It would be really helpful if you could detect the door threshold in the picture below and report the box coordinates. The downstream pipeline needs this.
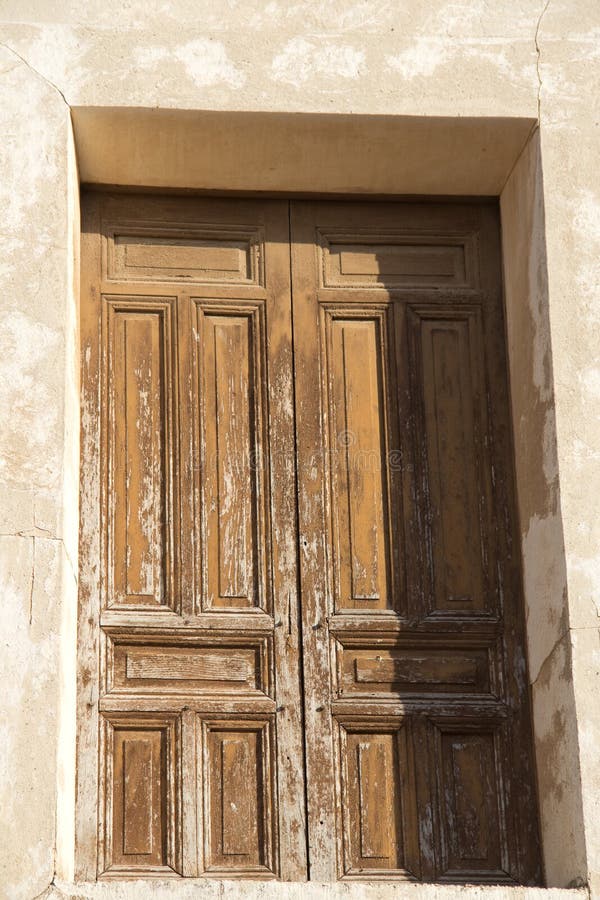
[52,879,585,899]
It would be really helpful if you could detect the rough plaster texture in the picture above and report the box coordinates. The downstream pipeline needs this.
[0,1,599,898]
[0,39,76,900]
[500,131,588,889]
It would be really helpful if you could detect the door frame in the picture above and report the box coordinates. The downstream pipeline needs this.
[67,116,582,889]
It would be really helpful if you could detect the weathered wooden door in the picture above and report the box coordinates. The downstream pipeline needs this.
[79,194,306,879]
[79,193,541,883]
[291,200,541,884]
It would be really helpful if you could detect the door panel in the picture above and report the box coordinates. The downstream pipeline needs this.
[434,721,507,879]
[202,719,276,874]
[106,297,177,611]
[338,718,420,878]
[195,303,267,612]
[290,200,541,884]
[325,309,400,613]
[100,714,179,876]
[408,304,494,616]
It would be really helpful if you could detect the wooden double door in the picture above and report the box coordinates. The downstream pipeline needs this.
[79,193,541,883]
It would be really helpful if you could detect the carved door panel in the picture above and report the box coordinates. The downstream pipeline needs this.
[79,194,305,879]
[290,200,542,884]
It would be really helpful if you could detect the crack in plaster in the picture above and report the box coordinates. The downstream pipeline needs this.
[499,121,539,194]
[0,60,19,76]
[33,879,61,900]
[534,0,551,122]
[531,627,569,688]
[0,489,78,632]
[29,534,36,625]
[0,39,69,106]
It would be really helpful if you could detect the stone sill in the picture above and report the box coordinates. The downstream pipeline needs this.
[49,880,589,900]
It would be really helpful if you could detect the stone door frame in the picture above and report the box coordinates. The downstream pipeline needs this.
[58,109,585,891]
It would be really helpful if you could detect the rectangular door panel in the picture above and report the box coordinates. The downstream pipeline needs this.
[336,642,492,697]
[338,719,419,879]
[110,640,267,697]
[100,714,179,876]
[201,719,276,876]
[324,309,400,613]
[105,297,178,611]
[430,719,512,882]
[107,226,263,285]
[318,230,479,290]
[408,305,494,617]
[195,302,267,612]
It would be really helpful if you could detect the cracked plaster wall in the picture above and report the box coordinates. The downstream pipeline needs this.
[0,1,599,898]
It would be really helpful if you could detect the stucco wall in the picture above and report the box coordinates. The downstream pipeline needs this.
[0,2,598,898]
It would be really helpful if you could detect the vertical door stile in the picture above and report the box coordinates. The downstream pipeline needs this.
[476,204,541,879]
[179,285,198,884]
[264,202,308,881]
[177,292,195,622]
[290,201,338,882]
[180,707,198,876]
[76,197,103,879]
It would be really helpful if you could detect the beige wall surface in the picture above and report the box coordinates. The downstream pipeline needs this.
[0,2,599,898]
